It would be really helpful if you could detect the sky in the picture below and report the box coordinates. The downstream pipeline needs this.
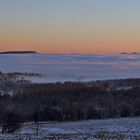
[0,0,140,54]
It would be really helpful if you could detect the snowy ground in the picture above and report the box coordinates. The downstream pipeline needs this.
[0,117,140,140]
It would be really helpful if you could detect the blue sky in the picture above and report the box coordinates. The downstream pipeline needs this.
[0,0,140,54]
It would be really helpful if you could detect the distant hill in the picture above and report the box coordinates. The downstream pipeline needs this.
[0,51,37,54]
[121,52,140,55]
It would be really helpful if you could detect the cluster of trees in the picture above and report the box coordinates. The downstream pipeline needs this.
[0,102,22,133]
[93,78,140,88]
[0,82,140,133]
[6,72,41,77]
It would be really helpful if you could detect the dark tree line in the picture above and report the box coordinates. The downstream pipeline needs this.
[0,81,140,131]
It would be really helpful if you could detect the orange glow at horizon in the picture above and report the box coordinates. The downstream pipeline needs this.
[1,41,140,54]
[1,21,140,54]
[1,28,140,54]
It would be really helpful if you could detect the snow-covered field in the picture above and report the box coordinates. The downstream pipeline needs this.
[0,117,140,140]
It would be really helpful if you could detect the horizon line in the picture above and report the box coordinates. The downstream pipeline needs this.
[0,50,139,55]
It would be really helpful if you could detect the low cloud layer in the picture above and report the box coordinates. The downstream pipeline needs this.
[0,53,140,82]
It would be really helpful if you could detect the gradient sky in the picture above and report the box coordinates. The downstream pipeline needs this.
[0,0,140,54]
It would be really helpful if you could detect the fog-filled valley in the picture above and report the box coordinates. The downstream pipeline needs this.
[1,53,140,83]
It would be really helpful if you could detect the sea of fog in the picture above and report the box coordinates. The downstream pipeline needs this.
[0,53,140,83]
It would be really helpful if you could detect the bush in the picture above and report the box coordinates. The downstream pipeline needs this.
[1,110,22,133]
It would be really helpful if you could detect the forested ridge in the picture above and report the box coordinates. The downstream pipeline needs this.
[0,81,140,124]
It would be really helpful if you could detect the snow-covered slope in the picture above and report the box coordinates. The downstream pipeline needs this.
[0,117,140,140]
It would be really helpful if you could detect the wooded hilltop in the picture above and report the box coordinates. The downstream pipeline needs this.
[0,78,140,124]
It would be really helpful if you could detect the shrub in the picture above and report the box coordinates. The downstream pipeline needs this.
[1,110,22,133]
